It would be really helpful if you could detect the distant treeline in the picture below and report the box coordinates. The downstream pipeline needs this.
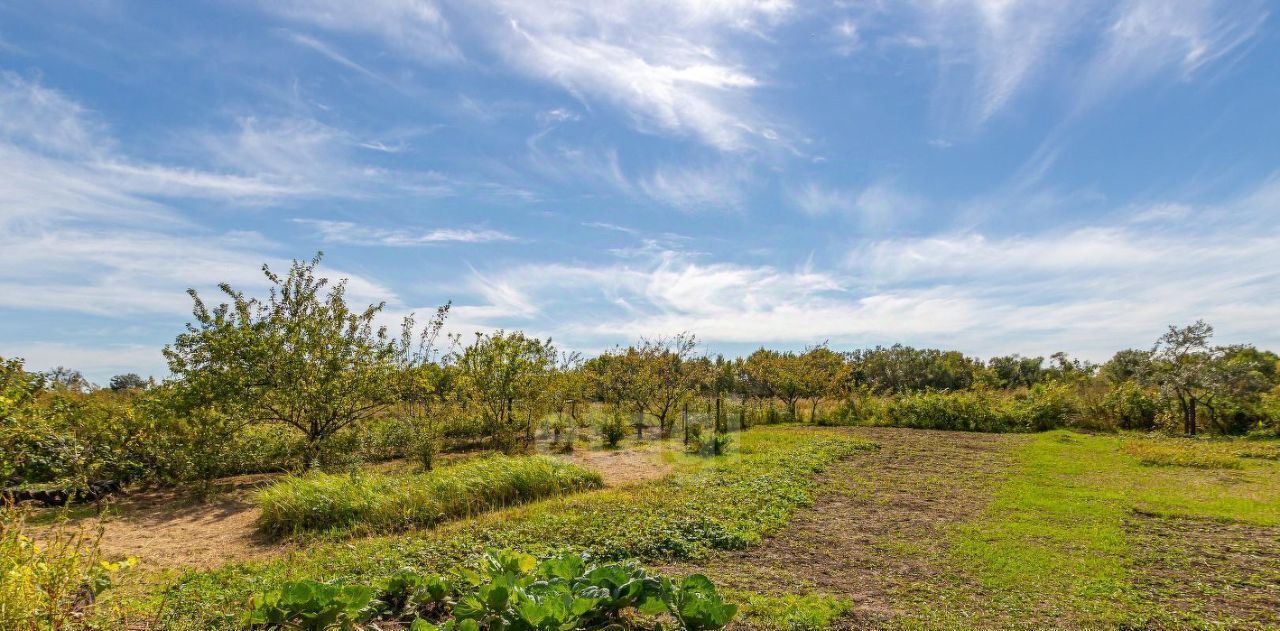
[3,255,1277,489]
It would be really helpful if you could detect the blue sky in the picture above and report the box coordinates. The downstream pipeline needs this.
[1,0,1278,382]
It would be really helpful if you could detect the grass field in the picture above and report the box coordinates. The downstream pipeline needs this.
[27,426,1280,629]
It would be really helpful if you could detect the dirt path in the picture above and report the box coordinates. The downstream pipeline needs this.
[663,427,1026,629]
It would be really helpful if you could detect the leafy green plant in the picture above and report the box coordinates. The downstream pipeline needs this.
[247,580,377,630]
[651,574,738,630]
[245,549,736,631]
[600,408,628,448]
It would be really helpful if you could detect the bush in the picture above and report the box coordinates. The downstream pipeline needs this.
[880,390,1015,432]
[256,455,603,536]
[1097,382,1158,431]
[1010,383,1078,431]
[0,508,133,629]
[599,409,628,448]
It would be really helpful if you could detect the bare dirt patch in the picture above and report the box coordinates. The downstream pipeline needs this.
[34,473,288,572]
[1127,512,1280,629]
[662,427,1026,629]
[560,444,675,488]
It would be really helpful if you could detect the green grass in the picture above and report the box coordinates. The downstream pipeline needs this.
[255,455,603,536]
[145,428,875,629]
[903,430,1280,629]
[734,591,852,631]
[1122,440,1244,469]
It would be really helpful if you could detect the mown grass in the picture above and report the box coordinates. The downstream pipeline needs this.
[902,430,1280,629]
[255,455,603,536]
[142,428,875,629]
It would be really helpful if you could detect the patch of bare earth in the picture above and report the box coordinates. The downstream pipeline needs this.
[662,427,1025,630]
[560,444,675,488]
[1127,512,1280,630]
[35,473,287,572]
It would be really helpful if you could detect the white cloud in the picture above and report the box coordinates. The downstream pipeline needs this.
[266,1,791,151]
[266,0,458,61]
[1080,0,1267,107]
[448,177,1280,360]
[639,162,748,210]
[790,181,923,227]
[0,74,398,320]
[899,0,1267,125]
[791,183,857,216]
[0,228,396,316]
[4,343,168,383]
[296,219,516,246]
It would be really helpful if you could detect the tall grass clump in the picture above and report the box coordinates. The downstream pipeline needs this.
[0,508,133,629]
[256,455,603,536]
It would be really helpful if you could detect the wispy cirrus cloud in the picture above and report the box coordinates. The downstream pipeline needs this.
[296,219,515,246]
[263,0,792,152]
[639,161,750,210]
[880,0,1268,126]
[264,0,458,61]
[0,73,397,320]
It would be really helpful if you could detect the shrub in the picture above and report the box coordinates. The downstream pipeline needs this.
[599,409,628,448]
[1010,383,1078,431]
[0,508,134,629]
[880,390,1015,432]
[255,455,603,535]
[1098,382,1159,430]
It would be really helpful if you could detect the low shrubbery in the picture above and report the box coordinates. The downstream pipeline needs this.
[246,549,737,630]
[0,509,134,629]
[837,383,1082,433]
[256,455,603,536]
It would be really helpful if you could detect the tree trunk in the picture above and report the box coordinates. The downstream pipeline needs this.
[1187,397,1197,436]
[683,401,689,446]
[810,399,818,423]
